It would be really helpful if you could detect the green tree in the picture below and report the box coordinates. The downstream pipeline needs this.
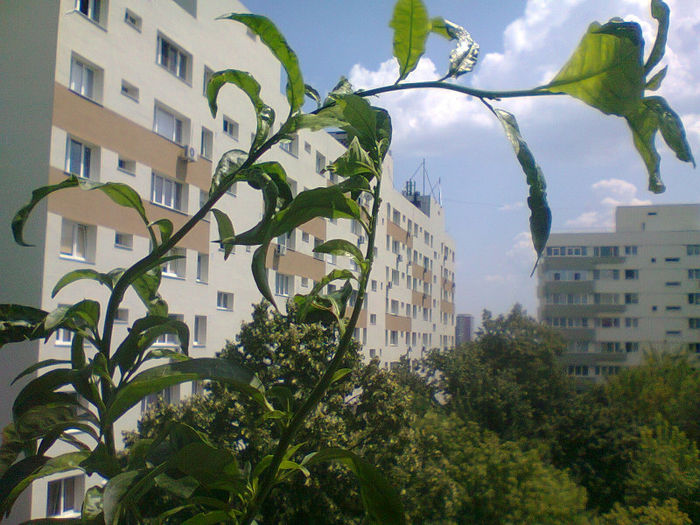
[425,305,574,441]
[624,420,700,522]
[595,499,691,525]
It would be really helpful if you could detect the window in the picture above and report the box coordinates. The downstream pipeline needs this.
[280,134,299,156]
[624,293,638,304]
[117,157,135,174]
[689,318,700,329]
[390,331,398,345]
[594,246,619,257]
[153,314,184,346]
[625,317,639,328]
[60,220,90,261]
[689,269,700,279]
[666,281,681,287]
[162,247,186,278]
[301,277,309,287]
[625,342,639,353]
[124,8,141,30]
[313,238,324,260]
[201,128,213,160]
[196,253,208,283]
[390,300,399,315]
[66,138,95,179]
[47,475,83,517]
[689,293,700,304]
[624,269,638,280]
[114,232,133,249]
[157,35,190,81]
[221,116,239,140]
[689,343,700,354]
[121,79,139,101]
[687,245,700,255]
[203,67,213,96]
[114,308,129,323]
[392,270,399,286]
[665,257,680,263]
[193,316,207,346]
[315,152,326,174]
[151,173,185,211]
[153,105,186,144]
[70,57,100,101]
[370,314,376,325]
[217,291,234,311]
[371,280,377,292]
[275,273,290,297]
[624,245,638,255]
[666,306,681,311]
[142,385,180,411]
[56,325,73,346]
[74,0,102,23]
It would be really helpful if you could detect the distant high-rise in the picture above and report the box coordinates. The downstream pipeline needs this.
[456,313,474,345]
[537,204,700,384]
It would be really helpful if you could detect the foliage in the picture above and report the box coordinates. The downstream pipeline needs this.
[424,305,574,441]
[595,498,692,525]
[0,0,693,523]
[624,420,700,522]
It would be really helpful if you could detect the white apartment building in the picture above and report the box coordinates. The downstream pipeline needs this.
[537,204,700,384]
[0,1,455,520]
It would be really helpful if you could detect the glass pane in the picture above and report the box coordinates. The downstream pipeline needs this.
[46,480,61,515]
[75,225,87,258]
[60,221,73,254]
[82,146,91,178]
[163,179,172,207]
[63,477,75,511]
[70,60,82,92]
[69,139,81,174]
[84,66,94,98]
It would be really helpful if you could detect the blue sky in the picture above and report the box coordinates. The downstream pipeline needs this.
[245,0,700,318]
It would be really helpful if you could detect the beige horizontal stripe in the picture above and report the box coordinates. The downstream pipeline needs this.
[47,168,209,252]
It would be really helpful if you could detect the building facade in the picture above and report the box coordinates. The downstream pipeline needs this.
[455,313,473,344]
[0,0,456,520]
[537,204,700,384]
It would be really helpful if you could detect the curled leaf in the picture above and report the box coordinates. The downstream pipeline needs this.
[493,109,552,274]
[432,18,479,78]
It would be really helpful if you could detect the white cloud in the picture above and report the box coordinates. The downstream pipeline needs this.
[566,178,651,228]
[349,58,493,146]
[506,231,536,265]
[499,202,525,212]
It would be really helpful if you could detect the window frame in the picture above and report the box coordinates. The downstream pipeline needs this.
[156,34,191,82]
[65,137,95,179]
[153,104,187,145]
[151,172,185,212]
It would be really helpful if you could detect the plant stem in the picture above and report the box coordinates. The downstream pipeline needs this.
[358,81,556,100]
[241,170,384,525]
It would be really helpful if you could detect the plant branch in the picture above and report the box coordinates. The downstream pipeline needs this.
[241,170,384,525]
[358,81,558,101]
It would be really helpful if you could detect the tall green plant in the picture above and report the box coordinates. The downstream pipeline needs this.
[0,0,693,523]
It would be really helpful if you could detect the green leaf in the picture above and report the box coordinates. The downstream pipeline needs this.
[207,69,275,152]
[305,83,322,107]
[304,448,406,525]
[220,14,304,113]
[211,209,235,259]
[390,0,431,82]
[314,239,366,271]
[103,470,140,525]
[541,20,644,116]
[645,65,667,91]
[149,218,173,246]
[51,269,114,298]
[271,186,362,238]
[174,442,242,491]
[43,300,101,341]
[324,76,354,105]
[254,162,293,208]
[0,451,89,517]
[12,177,80,246]
[131,267,168,317]
[71,334,86,369]
[645,0,669,75]
[325,137,376,179]
[493,109,552,274]
[81,179,149,225]
[228,169,279,247]
[13,369,80,420]
[11,359,70,386]
[210,149,248,197]
[252,244,275,308]
[104,358,263,426]
[82,485,104,520]
[0,305,49,348]
[182,510,232,525]
[80,443,121,479]
[330,368,352,385]
[644,96,696,167]
[436,19,480,79]
[112,316,190,376]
